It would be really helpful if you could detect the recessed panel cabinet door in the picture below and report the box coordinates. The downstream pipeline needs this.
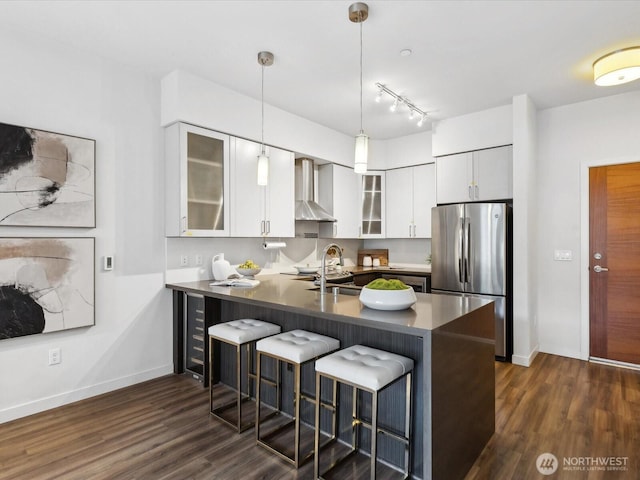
[230,138,294,237]
[474,145,512,201]
[386,167,413,238]
[436,152,473,204]
[230,138,264,237]
[413,163,436,238]
[264,146,294,238]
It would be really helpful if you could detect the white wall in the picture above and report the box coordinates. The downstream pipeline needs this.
[511,95,539,366]
[537,90,640,360]
[0,28,171,422]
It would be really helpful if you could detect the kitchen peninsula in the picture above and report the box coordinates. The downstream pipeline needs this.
[166,274,495,480]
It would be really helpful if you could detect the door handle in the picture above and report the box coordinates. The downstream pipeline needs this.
[593,265,609,273]
[464,219,470,283]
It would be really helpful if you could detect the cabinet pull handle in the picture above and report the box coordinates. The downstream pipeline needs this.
[266,220,270,234]
[413,224,417,237]
[468,185,472,200]
[358,226,362,238]
[475,185,479,199]
[409,224,412,237]
[260,220,265,235]
[181,216,187,233]
[334,223,337,237]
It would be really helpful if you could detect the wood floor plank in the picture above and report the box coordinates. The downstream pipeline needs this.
[1,354,639,479]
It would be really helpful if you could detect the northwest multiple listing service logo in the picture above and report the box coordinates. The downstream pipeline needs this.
[537,453,559,475]
[536,452,629,475]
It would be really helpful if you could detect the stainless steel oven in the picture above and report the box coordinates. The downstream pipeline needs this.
[380,274,429,293]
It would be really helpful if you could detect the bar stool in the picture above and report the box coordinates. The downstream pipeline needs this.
[314,345,414,480]
[208,319,281,432]
[255,329,340,468]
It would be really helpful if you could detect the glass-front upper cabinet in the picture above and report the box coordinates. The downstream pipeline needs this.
[359,171,385,238]
[165,123,230,236]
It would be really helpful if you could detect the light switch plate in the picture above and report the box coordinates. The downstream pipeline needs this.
[554,249,573,261]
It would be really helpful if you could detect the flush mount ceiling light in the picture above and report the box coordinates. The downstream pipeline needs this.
[257,51,274,186]
[349,2,369,175]
[593,47,640,86]
[375,82,428,128]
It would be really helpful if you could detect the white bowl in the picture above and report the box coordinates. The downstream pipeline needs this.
[359,285,417,311]
[236,267,261,277]
[294,265,319,274]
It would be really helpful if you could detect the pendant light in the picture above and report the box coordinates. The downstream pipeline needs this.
[349,3,369,174]
[257,51,274,186]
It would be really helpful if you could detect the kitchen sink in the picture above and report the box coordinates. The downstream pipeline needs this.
[307,285,361,296]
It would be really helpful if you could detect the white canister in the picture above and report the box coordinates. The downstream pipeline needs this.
[372,258,381,267]
[362,256,373,267]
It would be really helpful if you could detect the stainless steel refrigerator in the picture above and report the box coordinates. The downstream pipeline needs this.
[431,202,512,361]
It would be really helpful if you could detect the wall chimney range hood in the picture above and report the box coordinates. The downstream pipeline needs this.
[295,158,335,222]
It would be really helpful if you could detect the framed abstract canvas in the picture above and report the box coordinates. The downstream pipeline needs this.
[0,122,95,227]
[0,237,95,340]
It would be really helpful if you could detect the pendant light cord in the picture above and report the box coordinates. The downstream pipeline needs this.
[359,15,363,134]
[261,63,265,152]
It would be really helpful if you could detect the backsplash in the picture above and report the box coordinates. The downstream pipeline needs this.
[166,237,362,273]
[363,238,431,265]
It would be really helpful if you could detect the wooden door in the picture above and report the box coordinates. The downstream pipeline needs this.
[589,162,640,365]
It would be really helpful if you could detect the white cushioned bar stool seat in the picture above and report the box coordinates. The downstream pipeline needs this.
[314,345,414,480]
[208,319,280,433]
[255,329,340,468]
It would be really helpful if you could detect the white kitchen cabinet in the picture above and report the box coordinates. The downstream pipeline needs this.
[317,163,360,238]
[386,163,436,238]
[165,123,230,237]
[230,137,294,237]
[359,171,386,238]
[436,145,512,204]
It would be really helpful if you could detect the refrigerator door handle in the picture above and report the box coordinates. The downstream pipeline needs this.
[458,217,464,283]
[464,218,471,284]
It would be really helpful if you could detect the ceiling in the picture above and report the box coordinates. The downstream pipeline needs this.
[1,1,639,140]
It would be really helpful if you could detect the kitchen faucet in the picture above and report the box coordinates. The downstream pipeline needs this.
[319,243,344,295]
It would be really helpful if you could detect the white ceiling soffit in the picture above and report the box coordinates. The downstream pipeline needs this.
[0,1,639,140]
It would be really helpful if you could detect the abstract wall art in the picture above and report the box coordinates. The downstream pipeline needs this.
[0,237,94,340]
[0,122,95,227]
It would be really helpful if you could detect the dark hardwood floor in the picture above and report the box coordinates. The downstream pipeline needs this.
[1,353,638,479]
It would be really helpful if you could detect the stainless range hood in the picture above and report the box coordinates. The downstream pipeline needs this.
[295,158,335,222]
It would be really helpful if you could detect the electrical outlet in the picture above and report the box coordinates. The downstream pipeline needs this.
[195,254,203,266]
[48,348,61,365]
[180,254,188,267]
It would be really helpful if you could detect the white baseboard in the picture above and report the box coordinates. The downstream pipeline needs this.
[538,344,583,362]
[512,345,539,367]
[0,364,174,424]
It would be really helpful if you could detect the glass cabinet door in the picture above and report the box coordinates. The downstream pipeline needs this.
[164,123,230,237]
[360,172,385,237]
[186,131,225,231]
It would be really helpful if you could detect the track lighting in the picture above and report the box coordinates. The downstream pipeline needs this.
[375,82,428,127]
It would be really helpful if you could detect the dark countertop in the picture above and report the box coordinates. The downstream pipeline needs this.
[166,273,489,337]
